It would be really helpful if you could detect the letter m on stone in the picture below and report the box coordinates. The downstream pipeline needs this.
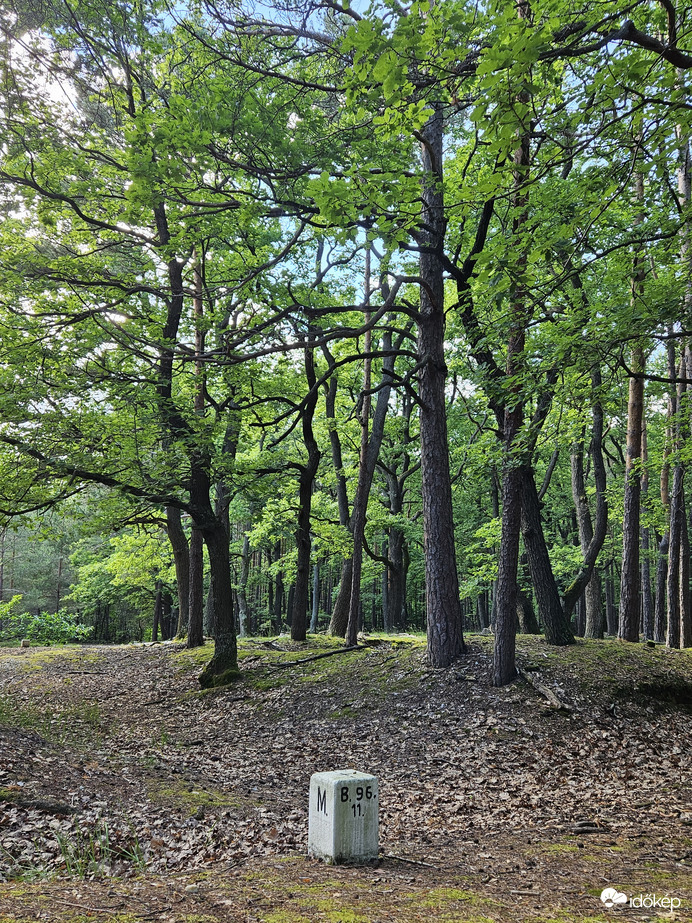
[317,786,327,815]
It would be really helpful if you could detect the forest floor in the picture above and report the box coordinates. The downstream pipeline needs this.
[0,633,691,923]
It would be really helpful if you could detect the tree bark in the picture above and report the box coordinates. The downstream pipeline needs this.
[520,466,575,644]
[641,416,654,640]
[330,559,352,637]
[346,328,396,647]
[152,578,163,643]
[418,103,465,668]
[166,506,189,638]
[237,530,251,638]
[290,342,321,641]
[570,433,603,638]
[654,533,669,642]
[618,170,646,642]
[188,526,205,648]
[310,562,320,633]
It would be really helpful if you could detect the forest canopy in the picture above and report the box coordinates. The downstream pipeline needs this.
[1,0,691,685]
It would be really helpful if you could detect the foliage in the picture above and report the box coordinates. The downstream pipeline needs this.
[0,603,92,644]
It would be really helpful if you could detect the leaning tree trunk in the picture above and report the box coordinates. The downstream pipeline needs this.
[418,103,465,668]
[520,466,575,644]
[290,342,321,642]
[346,329,396,647]
[322,360,353,638]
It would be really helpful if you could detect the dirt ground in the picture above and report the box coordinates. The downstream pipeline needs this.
[0,633,690,923]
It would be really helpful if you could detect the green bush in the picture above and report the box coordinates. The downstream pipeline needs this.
[0,597,93,643]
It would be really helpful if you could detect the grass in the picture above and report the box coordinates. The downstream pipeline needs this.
[55,822,146,878]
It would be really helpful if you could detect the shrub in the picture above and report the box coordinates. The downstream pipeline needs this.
[0,598,93,644]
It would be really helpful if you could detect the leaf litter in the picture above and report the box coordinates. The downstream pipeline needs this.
[0,635,690,922]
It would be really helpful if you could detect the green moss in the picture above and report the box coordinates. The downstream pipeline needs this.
[173,643,214,667]
[200,666,241,688]
[417,887,476,907]
[18,646,104,673]
[261,913,312,923]
[318,910,370,923]
[146,777,240,813]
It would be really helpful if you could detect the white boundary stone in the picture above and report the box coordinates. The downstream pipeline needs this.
[308,769,379,864]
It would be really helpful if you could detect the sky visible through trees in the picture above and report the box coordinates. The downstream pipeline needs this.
[1,0,692,686]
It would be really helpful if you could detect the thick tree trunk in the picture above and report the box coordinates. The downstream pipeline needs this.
[188,526,205,648]
[418,104,465,668]
[199,521,238,686]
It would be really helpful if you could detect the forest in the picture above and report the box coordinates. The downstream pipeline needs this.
[1,0,692,690]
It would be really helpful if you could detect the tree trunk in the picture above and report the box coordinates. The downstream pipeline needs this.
[152,578,163,643]
[619,170,646,642]
[418,103,465,668]
[166,506,190,638]
[291,343,321,642]
[199,520,238,686]
[641,417,654,640]
[618,343,645,642]
[571,436,604,638]
[310,562,319,633]
[521,466,575,645]
[667,351,687,649]
[237,530,251,638]
[516,586,540,634]
[654,533,669,642]
[188,526,205,648]
[346,329,396,646]
[605,564,617,635]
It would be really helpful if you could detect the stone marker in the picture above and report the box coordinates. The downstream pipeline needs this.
[20,639,30,648]
[308,769,378,864]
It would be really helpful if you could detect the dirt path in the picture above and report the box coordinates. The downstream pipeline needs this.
[0,636,690,922]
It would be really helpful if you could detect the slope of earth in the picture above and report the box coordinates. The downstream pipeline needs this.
[0,633,690,923]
